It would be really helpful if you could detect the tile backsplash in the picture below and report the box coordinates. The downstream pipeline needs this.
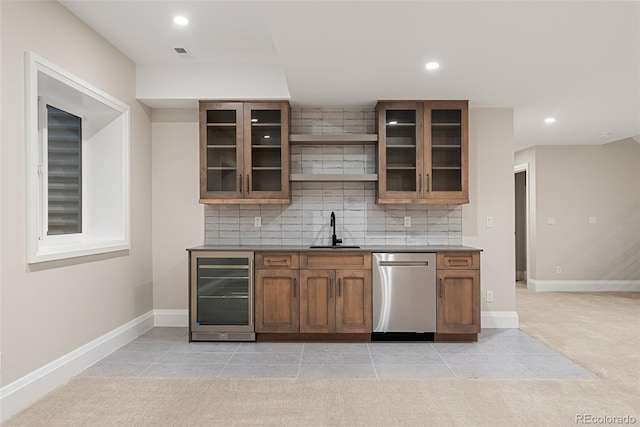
[204,108,463,246]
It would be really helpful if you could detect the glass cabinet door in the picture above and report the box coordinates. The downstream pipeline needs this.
[200,103,244,199]
[425,101,468,201]
[378,102,424,200]
[244,102,289,199]
[195,256,250,326]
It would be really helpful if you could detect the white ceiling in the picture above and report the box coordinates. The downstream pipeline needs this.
[60,0,640,151]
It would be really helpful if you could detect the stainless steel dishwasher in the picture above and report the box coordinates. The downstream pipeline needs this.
[372,253,437,335]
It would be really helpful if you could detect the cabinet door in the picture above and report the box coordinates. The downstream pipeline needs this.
[437,269,480,333]
[300,269,335,333]
[244,102,290,200]
[424,101,469,203]
[335,270,372,333]
[255,269,299,333]
[199,102,244,200]
[377,102,425,202]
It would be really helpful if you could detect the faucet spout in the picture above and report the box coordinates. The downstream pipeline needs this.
[330,211,342,246]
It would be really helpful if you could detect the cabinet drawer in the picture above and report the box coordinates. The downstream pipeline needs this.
[255,252,299,269]
[301,252,371,270]
[437,252,480,270]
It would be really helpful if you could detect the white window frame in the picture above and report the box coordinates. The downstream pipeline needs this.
[26,52,130,263]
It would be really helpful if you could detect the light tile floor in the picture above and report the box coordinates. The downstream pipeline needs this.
[79,328,596,380]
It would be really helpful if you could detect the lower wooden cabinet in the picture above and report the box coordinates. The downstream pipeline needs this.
[299,269,371,334]
[436,253,480,334]
[255,251,373,337]
[299,270,334,333]
[255,269,299,333]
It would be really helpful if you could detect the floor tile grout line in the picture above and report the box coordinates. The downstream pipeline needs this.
[296,343,305,379]
[367,343,379,380]
[432,343,459,379]
[136,339,179,377]
[216,342,241,378]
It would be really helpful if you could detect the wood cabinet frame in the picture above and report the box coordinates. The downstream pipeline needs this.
[377,100,469,204]
[436,251,481,337]
[199,101,290,204]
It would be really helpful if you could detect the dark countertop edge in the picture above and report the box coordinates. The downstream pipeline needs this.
[186,245,482,252]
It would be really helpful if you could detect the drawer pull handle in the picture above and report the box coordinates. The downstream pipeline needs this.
[293,278,297,298]
[419,174,422,192]
[338,278,342,297]
[439,278,443,298]
[268,258,287,264]
[449,259,470,266]
[426,174,430,192]
[239,174,242,192]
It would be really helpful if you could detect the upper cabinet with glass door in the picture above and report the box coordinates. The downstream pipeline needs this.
[377,100,469,204]
[199,101,290,204]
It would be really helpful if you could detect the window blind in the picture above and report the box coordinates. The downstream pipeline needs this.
[47,105,82,235]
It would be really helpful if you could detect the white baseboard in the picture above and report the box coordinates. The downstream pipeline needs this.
[0,311,154,423]
[481,311,519,329]
[528,279,640,292]
[154,309,189,327]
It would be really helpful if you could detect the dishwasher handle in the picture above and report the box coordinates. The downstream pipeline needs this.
[378,261,430,267]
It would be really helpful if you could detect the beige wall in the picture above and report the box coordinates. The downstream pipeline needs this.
[0,1,153,385]
[515,140,640,282]
[534,140,640,280]
[151,109,203,310]
[463,108,516,313]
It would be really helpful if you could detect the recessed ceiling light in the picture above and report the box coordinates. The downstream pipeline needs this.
[425,62,440,70]
[544,117,556,124]
[174,47,188,54]
[599,132,612,138]
[174,16,189,26]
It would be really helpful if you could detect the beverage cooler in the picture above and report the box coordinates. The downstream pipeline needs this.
[189,251,255,341]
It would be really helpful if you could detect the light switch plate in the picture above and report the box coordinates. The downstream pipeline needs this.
[404,216,411,227]
[254,217,261,227]
[486,216,494,228]
[547,216,556,225]
[486,291,494,302]
[588,216,597,224]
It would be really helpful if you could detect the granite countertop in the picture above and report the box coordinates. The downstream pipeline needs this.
[187,245,482,252]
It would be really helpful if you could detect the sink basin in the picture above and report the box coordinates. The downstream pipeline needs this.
[309,245,361,249]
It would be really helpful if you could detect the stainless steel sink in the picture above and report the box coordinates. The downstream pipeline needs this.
[309,245,361,249]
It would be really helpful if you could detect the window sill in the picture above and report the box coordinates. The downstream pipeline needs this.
[29,240,130,264]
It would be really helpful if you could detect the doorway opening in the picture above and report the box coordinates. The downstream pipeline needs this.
[514,163,529,291]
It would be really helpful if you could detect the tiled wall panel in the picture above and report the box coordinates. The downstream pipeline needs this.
[205,108,462,246]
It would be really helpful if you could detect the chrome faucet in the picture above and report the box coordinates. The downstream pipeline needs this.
[330,211,342,247]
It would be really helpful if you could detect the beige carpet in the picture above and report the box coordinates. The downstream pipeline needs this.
[4,287,639,427]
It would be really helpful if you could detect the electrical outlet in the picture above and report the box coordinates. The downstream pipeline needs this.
[547,216,556,225]
[254,217,261,227]
[486,216,494,228]
[588,216,597,224]
[556,266,562,274]
[404,216,411,227]
[486,291,494,302]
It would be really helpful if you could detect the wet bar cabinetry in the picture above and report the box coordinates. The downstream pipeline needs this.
[377,100,469,204]
[199,101,290,204]
[436,252,481,341]
[255,251,372,341]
